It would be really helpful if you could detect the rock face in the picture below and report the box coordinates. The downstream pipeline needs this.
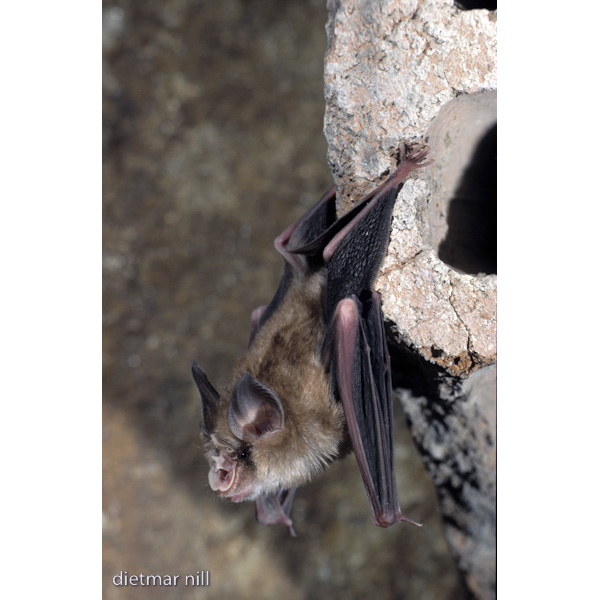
[323,1,497,598]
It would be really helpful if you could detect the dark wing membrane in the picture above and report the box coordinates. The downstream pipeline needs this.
[323,185,398,324]
[250,186,337,339]
[332,293,420,527]
[321,143,432,323]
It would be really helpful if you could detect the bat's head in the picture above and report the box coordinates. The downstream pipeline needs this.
[191,361,345,502]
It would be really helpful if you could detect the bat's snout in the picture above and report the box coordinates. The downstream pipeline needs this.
[208,455,237,493]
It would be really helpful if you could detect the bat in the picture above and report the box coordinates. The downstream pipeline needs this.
[192,142,432,536]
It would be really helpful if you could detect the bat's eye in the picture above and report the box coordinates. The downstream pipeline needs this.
[239,449,250,461]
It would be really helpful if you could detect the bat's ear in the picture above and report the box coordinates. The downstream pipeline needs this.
[228,372,284,443]
[192,361,220,433]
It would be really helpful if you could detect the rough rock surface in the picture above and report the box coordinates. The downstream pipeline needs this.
[395,360,497,600]
[323,1,497,598]
[324,0,496,374]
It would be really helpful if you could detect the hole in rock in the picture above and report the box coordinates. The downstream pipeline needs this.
[426,91,497,275]
[455,1,497,9]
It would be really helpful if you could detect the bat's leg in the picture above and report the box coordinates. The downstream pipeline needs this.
[274,185,336,272]
[324,145,431,316]
[256,186,336,331]
[290,142,431,263]
[332,293,421,528]
[255,487,297,537]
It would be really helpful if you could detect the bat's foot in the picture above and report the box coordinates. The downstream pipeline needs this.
[387,141,433,189]
[405,143,433,168]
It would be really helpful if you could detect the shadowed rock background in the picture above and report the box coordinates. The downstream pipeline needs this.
[103,0,481,598]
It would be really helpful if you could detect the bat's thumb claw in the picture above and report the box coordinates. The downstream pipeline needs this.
[398,513,423,527]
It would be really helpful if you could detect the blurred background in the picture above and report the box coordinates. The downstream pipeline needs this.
[102,0,468,597]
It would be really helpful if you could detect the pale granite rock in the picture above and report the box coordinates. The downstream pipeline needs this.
[324,1,497,598]
[325,0,496,373]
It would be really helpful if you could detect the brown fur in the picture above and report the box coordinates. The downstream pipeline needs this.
[206,269,347,498]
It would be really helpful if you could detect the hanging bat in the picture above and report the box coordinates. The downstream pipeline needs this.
[192,142,432,535]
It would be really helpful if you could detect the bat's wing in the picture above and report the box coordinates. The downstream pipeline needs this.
[249,185,337,343]
[322,144,432,321]
[332,293,420,527]
[255,487,297,537]
[324,144,431,527]
[253,143,431,333]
